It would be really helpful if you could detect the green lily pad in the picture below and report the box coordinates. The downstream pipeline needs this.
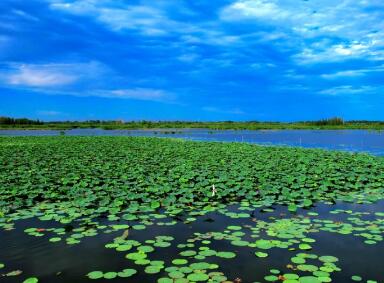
[103,272,117,279]
[255,240,273,249]
[158,278,173,283]
[126,252,147,260]
[118,268,137,278]
[138,245,155,253]
[145,266,161,274]
[187,273,209,281]
[264,275,279,281]
[299,276,321,283]
[299,244,312,250]
[172,259,188,265]
[255,251,268,258]
[351,275,362,281]
[23,278,39,283]
[169,271,184,279]
[180,250,197,257]
[87,271,104,279]
[190,262,212,270]
[216,251,236,259]
[318,256,338,263]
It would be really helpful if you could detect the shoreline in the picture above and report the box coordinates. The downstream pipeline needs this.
[1,126,384,131]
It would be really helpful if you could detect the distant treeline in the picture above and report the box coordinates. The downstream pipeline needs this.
[0,116,43,125]
[1,116,384,130]
[302,117,344,126]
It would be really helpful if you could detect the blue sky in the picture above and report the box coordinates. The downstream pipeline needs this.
[0,0,383,121]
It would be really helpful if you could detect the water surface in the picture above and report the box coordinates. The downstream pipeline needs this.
[1,202,383,283]
[1,129,383,155]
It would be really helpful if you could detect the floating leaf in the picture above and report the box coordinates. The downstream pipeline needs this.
[23,278,39,283]
[216,251,236,259]
[351,275,362,281]
[118,269,137,278]
[103,272,117,279]
[87,271,103,279]
[255,252,268,258]
[187,273,209,281]
[172,259,188,265]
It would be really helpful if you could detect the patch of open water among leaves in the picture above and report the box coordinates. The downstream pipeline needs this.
[1,201,383,283]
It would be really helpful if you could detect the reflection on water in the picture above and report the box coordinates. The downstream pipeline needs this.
[1,129,384,155]
[1,201,383,283]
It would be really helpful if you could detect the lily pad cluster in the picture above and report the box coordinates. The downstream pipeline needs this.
[1,137,384,218]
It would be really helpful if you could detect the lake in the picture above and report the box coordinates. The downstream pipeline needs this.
[1,201,383,283]
[1,129,383,155]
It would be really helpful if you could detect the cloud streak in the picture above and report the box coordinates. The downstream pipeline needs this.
[0,61,174,102]
[319,85,380,96]
[321,65,384,79]
[7,64,78,87]
[49,0,199,37]
[202,106,245,115]
[94,88,174,102]
[37,110,62,116]
[2,62,106,88]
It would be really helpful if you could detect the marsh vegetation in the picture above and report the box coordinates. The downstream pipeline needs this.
[1,116,384,130]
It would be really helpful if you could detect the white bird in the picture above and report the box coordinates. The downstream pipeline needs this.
[211,184,217,197]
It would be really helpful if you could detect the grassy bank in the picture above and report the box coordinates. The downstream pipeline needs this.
[1,117,384,130]
[1,121,384,130]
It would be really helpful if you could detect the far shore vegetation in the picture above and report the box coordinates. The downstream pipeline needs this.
[1,116,384,130]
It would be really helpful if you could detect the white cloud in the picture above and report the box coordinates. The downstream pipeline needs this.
[334,43,368,56]
[12,9,40,22]
[319,85,378,95]
[96,88,173,102]
[321,70,366,79]
[221,0,383,38]
[221,0,290,21]
[0,61,174,103]
[37,110,62,116]
[321,65,384,79]
[50,1,192,36]
[202,106,245,115]
[8,65,77,87]
[177,53,199,63]
[2,84,174,102]
[3,61,106,88]
[221,0,384,63]
[294,41,380,64]
[96,6,170,35]
[49,0,240,47]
